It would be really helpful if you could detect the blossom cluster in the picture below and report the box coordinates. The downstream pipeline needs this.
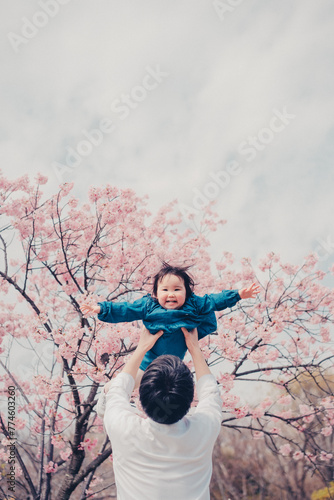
[0,171,333,494]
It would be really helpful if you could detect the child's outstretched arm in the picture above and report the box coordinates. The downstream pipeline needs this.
[80,295,148,323]
[238,282,260,299]
[196,282,260,313]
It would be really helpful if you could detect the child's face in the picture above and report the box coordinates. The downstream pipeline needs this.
[156,274,187,310]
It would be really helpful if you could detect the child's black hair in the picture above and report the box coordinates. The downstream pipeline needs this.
[152,262,195,299]
[139,355,194,424]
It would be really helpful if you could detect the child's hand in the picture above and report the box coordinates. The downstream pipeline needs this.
[80,304,101,316]
[137,325,164,353]
[238,282,260,299]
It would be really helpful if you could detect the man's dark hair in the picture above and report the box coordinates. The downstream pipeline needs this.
[152,262,195,300]
[139,355,194,424]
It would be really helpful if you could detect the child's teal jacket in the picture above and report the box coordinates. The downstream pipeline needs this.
[98,289,241,370]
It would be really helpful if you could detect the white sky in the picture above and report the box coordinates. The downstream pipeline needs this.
[1,0,334,269]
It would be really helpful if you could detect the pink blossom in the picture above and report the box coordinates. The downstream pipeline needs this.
[279,410,293,419]
[51,435,65,449]
[303,253,318,270]
[1,172,334,491]
[315,270,326,280]
[14,417,26,430]
[293,451,304,461]
[248,346,268,364]
[277,395,292,406]
[321,426,332,437]
[281,263,298,275]
[320,327,330,343]
[58,182,74,199]
[252,431,263,440]
[60,448,72,461]
[258,256,272,272]
[215,262,226,271]
[293,356,303,366]
[251,407,265,419]
[233,405,249,419]
[217,373,235,392]
[16,466,23,477]
[279,444,292,456]
[35,173,48,185]
[259,398,273,410]
[44,461,58,473]
[79,438,98,452]
[222,251,234,265]
[221,393,240,411]
[299,404,312,417]
[269,427,280,434]
[319,451,333,462]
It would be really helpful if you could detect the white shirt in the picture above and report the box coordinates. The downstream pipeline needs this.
[103,372,222,500]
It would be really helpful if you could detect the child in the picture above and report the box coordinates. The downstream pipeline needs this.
[80,263,260,380]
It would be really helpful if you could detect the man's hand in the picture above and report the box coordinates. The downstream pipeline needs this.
[238,282,260,300]
[182,327,211,380]
[120,325,164,381]
[137,325,164,354]
[80,304,101,316]
[181,327,200,355]
[104,379,113,394]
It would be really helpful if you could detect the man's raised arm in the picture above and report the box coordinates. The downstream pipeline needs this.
[181,327,211,381]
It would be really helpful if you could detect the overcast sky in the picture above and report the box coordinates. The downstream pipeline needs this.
[1,0,334,270]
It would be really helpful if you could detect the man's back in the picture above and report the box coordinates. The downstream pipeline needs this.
[104,372,222,500]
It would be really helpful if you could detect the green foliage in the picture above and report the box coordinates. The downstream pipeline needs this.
[311,482,334,500]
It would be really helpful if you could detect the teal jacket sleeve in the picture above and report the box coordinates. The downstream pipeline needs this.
[196,289,241,314]
[97,296,148,323]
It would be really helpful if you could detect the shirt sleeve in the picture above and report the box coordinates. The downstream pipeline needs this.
[98,296,148,323]
[103,372,136,437]
[195,289,241,313]
[194,374,223,433]
[96,390,107,418]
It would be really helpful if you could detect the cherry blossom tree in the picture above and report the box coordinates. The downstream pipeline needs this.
[211,372,334,499]
[0,170,333,499]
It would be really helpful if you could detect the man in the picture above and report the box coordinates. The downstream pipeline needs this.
[99,326,222,500]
